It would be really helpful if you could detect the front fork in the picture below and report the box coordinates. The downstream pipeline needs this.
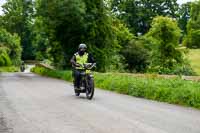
[85,74,94,91]
[80,75,87,90]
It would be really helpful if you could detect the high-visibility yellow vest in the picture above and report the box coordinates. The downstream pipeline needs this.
[75,52,88,69]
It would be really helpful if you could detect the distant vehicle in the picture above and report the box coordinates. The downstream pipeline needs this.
[20,62,25,72]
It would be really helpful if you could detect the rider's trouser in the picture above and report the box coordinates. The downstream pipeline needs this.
[73,69,83,89]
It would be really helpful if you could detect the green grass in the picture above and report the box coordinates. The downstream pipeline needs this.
[31,66,200,109]
[188,49,200,75]
[0,66,19,72]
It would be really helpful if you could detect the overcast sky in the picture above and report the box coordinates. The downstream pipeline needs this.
[178,0,196,4]
[0,0,196,15]
[0,0,6,15]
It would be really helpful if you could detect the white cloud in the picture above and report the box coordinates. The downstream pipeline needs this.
[0,0,6,15]
[177,0,195,5]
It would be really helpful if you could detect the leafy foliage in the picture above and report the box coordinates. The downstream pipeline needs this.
[0,66,19,72]
[0,51,12,66]
[0,0,198,74]
[35,0,123,71]
[1,0,35,60]
[31,16,49,61]
[184,1,200,48]
[146,16,183,73]
[122,37,150,72]
[0,28,22,66]
[178,2,191,35]
[111,0,179,34]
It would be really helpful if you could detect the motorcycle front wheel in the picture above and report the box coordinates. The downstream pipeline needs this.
[86,77,94,100]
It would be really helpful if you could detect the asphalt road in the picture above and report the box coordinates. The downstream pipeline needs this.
[0,72,200,133]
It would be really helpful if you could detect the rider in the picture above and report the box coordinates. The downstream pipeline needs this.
[70,43,95,90]
[20,61,25,72]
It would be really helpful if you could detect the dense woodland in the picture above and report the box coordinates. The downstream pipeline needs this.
[0,0,200,75]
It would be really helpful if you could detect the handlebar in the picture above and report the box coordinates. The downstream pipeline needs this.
[72,63,96,70]
[83,63,96,70]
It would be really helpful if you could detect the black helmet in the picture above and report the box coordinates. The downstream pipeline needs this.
[78,43,87,50]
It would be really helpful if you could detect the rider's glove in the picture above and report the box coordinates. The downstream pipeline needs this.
[75,63,81,67]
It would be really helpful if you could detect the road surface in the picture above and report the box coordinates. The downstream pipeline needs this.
[0,72,200,133]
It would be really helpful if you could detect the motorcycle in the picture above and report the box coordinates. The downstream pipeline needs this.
[73,63,96,100]
[20,64,25,72]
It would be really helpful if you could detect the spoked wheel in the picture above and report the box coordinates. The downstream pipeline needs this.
[86,78,94,100]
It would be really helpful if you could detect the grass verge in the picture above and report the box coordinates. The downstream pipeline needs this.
[188,49,200,75]
[31,66,200,109]
[0,66,19,72]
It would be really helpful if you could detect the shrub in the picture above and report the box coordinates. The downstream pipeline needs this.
[0,66,19,72]
[122,37,150,72]
[0,52,12,66]
[0,28,21,66]
[146,16,189,74]
[184,1,200,48]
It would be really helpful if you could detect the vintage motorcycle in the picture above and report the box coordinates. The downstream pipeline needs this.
[20,62,25,72]
[73,63,96,100]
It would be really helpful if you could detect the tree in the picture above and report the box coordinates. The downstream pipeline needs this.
[35,0,86,68]
[146,16,182,72]
[184,0,200,48]
[111,0,179,34]
[0,28,22,66]
[1,0,35,60]
[31,16,49,61]
[35,0,122,71]
[178,2,191,35]
[82,0,123,71]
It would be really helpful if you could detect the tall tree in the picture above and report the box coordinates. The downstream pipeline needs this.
[111,0,179,34]
[1,0,35,60]
[35,0,121,71]
[146,16,182,71]
[82,0,121,71]
[178,2,191,35]
[184,0,200,48]
[0,28,22,66]
[36,0,86,68]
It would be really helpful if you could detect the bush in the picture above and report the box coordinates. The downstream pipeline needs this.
[0,66,19,72]
[0,52,12,66]
[184,29,200,48]
[148,63,196,76]
[0,57,5,66]
[0,28,22,66]
[184,1,200,48]
[173,63,196,76]
[122,37,150,72]
[32,66,200,109]
[146,16,188,74]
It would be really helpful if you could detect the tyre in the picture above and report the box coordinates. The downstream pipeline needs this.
[86,77,94,100]
[20,66,25,72]
[74,89,80,96]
